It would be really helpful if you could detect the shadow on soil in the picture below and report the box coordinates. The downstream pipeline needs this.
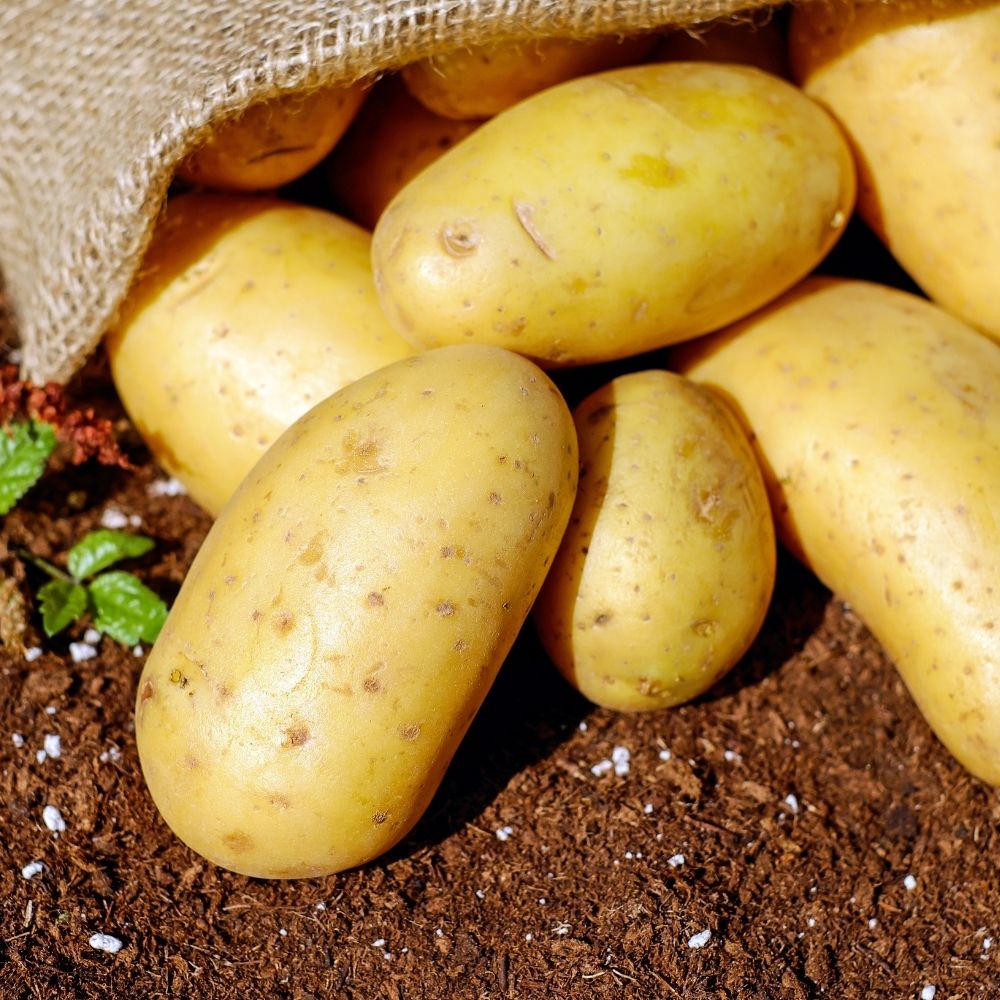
[395,549,831,858]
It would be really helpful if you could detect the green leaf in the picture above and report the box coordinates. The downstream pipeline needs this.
[67,530,155,581]
[0,420,57,515]
[88,571,167,646]
[37,579,89,637]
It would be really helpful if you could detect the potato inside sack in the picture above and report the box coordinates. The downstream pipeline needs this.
[677,277,1000,785]
[400,33,656,120]
[105,193,413,516]
[534,370,775,711]
[325,76,483,230]
[176,81,369,191]
[789,0,1000,342]
[373,62,855,367]
[650,13,790,77]
[134,344,578,878]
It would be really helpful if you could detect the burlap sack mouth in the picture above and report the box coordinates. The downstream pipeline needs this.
[1,0,790,386]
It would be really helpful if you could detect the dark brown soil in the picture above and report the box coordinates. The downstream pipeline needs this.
[2,339,999,1000]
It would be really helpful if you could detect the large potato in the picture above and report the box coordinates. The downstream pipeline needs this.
[400,34,655,120]
[534,369,775,711]
[790,0,1000,342]
[106,194,413,516]
[677,278,1000,785]
[373,62,855,366]
[176,82,368,191]
[135,345,578,878]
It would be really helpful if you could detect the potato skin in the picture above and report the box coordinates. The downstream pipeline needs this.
[176,82,368,191]
[400,34,655,120]
[677,278,1000,784]
[106,194,412,516]
[790,0,1000,342]
[534,370,775,710]
[373,62,855,366]
[326,76,482,230]
[134,344,578,878]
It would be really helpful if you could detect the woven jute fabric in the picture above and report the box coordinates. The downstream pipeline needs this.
[1,0,789,384]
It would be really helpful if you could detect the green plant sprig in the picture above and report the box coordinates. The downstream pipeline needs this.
[17,530,168,646]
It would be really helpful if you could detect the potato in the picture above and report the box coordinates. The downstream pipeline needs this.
[105,194,412,516]
[400,34,655,120]
[790,0,1000,342]
[176,82,368,191]
[325,76,482,230]
[373,62,855,367]
[534,369,775,711]
[651,15,790,77]
[134,344,579,878]
[677,277,1000,784]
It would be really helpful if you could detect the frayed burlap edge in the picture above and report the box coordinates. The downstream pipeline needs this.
[1,1,789,385]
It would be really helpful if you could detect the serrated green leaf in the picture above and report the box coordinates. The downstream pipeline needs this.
[0,420,57,515]
[88,571,167,646]
[37,579,89,637]
[67,530,155,581]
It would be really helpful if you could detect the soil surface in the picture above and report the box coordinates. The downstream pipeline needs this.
[3,319,999,1000]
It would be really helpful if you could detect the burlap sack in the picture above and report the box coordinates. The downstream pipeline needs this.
[1,0,789,385]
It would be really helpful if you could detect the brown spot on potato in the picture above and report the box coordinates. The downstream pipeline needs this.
[282,724,311,748]
[140,680,155,703]
[367,591,385,607]
[437,601,456,617]
[335,430,387,476]
[298,532,327,566]
[488,491,502,505]
[692,619,718,638]
[453,639,469,652]
[183,755,199,770]
[169,669,189,688]
[271,610,295,635]
[399,723,422,742]
[363,673,383,693]
[440,221,481,257]
[222,831,254,853]
[251,609,263,622]
[594,613,611,627]
[224,574,236,586]
[373,810,388,825]
[269,794,291,810]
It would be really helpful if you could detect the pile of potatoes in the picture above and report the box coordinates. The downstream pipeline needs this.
[110,1,1000,879]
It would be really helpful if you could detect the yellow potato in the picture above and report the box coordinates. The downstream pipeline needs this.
[651,14,790,77]
[176,82,368,191]
[325,76,482,230]
[534,369,775,711]
[106,194,412,516]
[401,34,655,120]
[677,277,1000,784]
[134,344,578,878]
[790,0,1000,342]
[373,62,855,367]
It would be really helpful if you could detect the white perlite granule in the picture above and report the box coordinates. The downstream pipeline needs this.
[88,933,123,954]
[495,825,513,842]
[688,929,712,949]
[42,805,66,833]
[100,508,129,529]
[43,733,61,758]
[921,986,936,1000]
[904,875,917,891]
[21,861,44,880]
[69,642,98,663]
[611,746,631,776]
[148,477,187,497]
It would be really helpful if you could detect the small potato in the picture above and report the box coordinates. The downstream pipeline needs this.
[790,0,1000,341]
[401,34,655,120]
[176,82,368,191]
[135,344,578,878]
[677,277,1000,785]
[373,62,855,367]
[326,76,482,230]
[534,370,775,711]
[106,194,412,515]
